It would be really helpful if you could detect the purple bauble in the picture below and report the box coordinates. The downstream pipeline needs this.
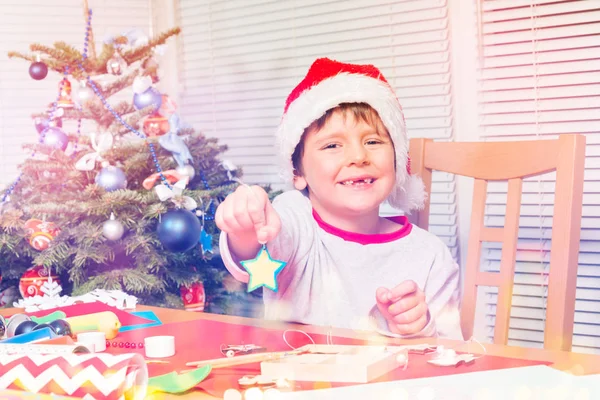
[157,209,202,253]
[35,117,62,134]
[95,166,128,192]
[29,61,48,80]
[133,87,162,111]
[43,127,69,151]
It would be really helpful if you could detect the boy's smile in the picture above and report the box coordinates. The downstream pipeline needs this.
[294,109,396,234]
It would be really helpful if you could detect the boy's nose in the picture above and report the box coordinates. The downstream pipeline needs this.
[346,144,369,165]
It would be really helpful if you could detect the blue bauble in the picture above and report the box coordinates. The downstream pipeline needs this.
[157,209,202,253]
[133,87,162,111]
[95,166,128,192]
[43,127,69,151]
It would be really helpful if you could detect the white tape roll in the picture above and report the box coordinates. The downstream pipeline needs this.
[144,336,175,358]
[77,332,106,352]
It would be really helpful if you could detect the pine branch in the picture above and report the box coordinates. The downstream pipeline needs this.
[103,71,138,98]
[122,27,181,65]
[122,269,165,294]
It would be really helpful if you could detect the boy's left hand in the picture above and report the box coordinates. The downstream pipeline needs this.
[376,280,429,335]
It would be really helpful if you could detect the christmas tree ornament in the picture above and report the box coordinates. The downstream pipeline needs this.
[143,113,170,137]
[103,213,125,241]
[56,78,74,108]
[155,178,197,210]
[48,319,72,338]
[159,95,177,117]
[35,116,62,134]
[133,87,162,111]
[199,227,213,255]
[157,209,202,253]
[75,80,94,104]
[43,127,69,151]
[176,164,196,179]
[95,166,128,192]
[19,265,60,298]
[106,51,127,75]
[29,57,48,80]
[142,169,182,190]
[180,281,206,312]
[159,114,192,168]
[24,219,61,251]
[240,245,286,292]
[75,132,113,171]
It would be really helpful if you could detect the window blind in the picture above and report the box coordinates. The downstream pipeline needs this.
[477,0,600,353]
[177,0,459,258]
[0,0,152,188]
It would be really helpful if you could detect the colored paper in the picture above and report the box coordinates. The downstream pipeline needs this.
[0,353,148,400]
[147,365,212,394]
[24,302,154,326]
[0,327,57,344]
[119,310,162,332]
[30,311,66,324]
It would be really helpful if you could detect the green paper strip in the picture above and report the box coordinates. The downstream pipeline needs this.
[31,311,67,324]
[147,365,212,394]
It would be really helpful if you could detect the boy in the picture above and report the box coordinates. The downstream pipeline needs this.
[216,58,462,339]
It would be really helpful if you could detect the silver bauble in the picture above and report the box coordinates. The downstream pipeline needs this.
[176,164,196,179]
[102,216,125,241]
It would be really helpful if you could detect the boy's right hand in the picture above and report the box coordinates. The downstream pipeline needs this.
[215,185,281,246]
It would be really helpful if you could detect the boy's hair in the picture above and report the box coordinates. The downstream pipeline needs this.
[292,103,388,175]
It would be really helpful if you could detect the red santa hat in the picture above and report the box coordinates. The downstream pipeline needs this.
[276,57,426,213]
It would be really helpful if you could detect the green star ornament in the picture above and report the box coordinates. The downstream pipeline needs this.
[240,244,286,292]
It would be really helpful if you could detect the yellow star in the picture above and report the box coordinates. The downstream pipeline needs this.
[240,245,286,292]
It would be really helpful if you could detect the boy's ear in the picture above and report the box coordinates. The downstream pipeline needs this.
[293,174,308,190]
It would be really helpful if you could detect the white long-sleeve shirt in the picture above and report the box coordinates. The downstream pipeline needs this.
[220,190,463,340]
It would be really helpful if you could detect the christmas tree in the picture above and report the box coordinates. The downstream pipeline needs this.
[0,4,264,314]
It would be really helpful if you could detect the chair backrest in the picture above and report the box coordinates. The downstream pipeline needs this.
[409,134,586,351]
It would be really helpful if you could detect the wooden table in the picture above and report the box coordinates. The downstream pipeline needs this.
[1,305,599,399]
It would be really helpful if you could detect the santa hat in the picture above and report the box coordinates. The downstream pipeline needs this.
[276,57,426,213]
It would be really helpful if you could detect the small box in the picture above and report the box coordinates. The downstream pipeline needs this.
[260,344,405,383]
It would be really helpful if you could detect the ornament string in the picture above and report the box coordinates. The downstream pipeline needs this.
[77,8,171,189]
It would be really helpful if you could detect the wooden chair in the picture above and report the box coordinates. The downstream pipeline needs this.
[409,135,585,351]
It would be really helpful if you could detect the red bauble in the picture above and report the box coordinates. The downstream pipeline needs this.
[181,282,206,312]
[19,265,60,298]
[24,219,60,251]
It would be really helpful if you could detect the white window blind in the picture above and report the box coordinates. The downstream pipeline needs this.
[177,0,459,258]
[0,0,151,188]
[477,0,600,353]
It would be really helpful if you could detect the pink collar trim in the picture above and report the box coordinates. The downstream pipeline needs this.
[312,210,412,245]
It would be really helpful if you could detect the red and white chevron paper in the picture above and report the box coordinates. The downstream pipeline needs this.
[0,353,147,400]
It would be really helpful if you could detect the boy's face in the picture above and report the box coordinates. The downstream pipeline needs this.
[294,109,396,217]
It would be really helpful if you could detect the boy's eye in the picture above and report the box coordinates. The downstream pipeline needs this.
[366,140,382,145]
[323,143,339,149]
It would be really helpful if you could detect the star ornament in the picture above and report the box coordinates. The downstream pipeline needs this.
[240,245,286,292]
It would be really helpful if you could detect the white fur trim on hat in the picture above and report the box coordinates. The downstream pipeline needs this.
[276,72,426,213]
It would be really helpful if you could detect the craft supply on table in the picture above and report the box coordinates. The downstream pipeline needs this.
[0,342,90,355]
[64,311,121,339]
[30,310,67,324]
[144,335,175,358]
[0,353,148,400]
[77,331,107,352]
[0,327,58,344]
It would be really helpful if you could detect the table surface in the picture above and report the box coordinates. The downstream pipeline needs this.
[1,305,600,399]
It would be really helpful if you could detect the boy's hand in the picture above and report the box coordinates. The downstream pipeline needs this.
[376,280,429,335]
[215,185,281,244]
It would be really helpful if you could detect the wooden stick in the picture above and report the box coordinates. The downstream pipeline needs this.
[185,350,303,369]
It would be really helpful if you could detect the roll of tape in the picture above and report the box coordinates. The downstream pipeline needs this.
[144,336,175,358]
[77,331,106,352]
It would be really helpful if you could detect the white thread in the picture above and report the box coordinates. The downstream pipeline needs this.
[282,329,315,350]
